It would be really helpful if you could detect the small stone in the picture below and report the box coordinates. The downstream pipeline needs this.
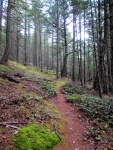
[69,128,72,130]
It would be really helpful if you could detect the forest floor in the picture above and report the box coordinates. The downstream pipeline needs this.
[0,61,113,150]
[51,86,95,150]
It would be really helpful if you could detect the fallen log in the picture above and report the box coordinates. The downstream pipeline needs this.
[0,74,20,83]
[0,122,28,125]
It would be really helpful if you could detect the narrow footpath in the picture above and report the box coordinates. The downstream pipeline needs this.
[51,87,95,150]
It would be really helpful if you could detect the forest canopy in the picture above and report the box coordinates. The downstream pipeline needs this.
[0,0,113,97]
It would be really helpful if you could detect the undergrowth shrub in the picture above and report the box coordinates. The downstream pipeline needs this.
[41,82,56,97]
[12,124,60,150]
[66,94,82,103]
[61,83,84,94]
[66,94,113,126]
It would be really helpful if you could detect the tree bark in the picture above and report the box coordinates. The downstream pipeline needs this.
[84,4,86,85]
[61,0,68,77]
[79,14,83,85]
[72,12,76,82]
[109,0,113,88]
[33,13,38,66]
[90,0,102,98]
[24,8,28,65]
[0,0,12,64]
[0,0,3,53]
[56,0,59,79]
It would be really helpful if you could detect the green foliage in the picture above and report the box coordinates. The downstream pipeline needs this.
[20,92,42,102]
[41,82,56,98]
[66,94,82,103]
[12,124,59,150]
[0,64,11,73]
[66,94,113,125]
[22,92,37,99]
[61,83,83,94]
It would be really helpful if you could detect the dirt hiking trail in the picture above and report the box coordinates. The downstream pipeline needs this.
[51,87,95,150]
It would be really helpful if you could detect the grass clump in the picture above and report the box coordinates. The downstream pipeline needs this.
[41,82,56,98]
[12,124,60,150]
[61,83,83,95]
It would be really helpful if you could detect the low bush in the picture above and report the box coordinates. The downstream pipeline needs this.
[12,124,60,150]
[61,83,84,95]
[41,82,56,98]
[66,94,82,103]
[66,94,113,126]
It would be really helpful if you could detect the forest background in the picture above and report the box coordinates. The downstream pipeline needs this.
[0,0,113,97]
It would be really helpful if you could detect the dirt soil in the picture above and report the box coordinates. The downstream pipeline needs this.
[0,69,112,150]
[51,87,95,150]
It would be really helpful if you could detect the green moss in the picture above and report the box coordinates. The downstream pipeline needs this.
[53,80,67,88]
[8,61,56,79]
[12,124,60,150]
[17,83,26,89]
[9,61,26,70]
[22,92,37,99]
[0,78,10,84]
[0,64,11,73]
[53,109,59,114]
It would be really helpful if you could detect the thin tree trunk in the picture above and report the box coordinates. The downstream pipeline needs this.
[16,25,19,62]
[24,10,27,65]
[0,0,3,53]
[84,5,86,85]
[33,14,38,66]
[52,29,54,69]
[39,22,42,72]
[27,20,31,65]
[72,12,76,82]
[56,0,59,79]
[79,14,83,85]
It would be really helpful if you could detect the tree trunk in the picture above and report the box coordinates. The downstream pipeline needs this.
[24,9,28,65]
[33,13,38,66]
[56,0,59,79]
[51,29,54,69]
[109,0,113,88]
[79,14,83,85]
[90,0,102,98]
[0,0,3,53]
[72,12,76,82]
[61,0,68,77]
[84,5,86,85]
[39,21,42,72]
[0,0,12,64]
